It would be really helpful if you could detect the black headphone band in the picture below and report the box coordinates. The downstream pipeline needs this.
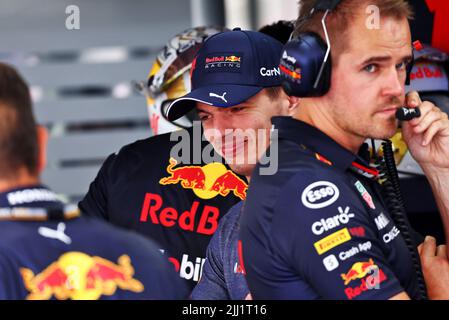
[313,0,342,12]
[281,0,414,97]
[295,0,342,34]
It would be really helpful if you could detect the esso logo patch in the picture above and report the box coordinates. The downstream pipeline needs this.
[301,181,340,209]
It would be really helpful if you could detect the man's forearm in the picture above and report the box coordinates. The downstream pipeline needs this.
[422,167,449,254]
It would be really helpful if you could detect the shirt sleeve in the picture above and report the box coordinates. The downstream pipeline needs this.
[78,153,117,220]
[272,170,405,300]
[0,254,22,299]
[191,214,230,300]
[120,231,189,300]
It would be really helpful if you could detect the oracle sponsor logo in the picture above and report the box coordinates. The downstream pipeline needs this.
[383,226,400,244]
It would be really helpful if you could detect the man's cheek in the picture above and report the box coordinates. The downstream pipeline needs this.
[203,127,221,144]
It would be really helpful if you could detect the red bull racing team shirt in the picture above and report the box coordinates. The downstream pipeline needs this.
[79,126,246,290]
[0,185,187,300]
[239,116,423,300]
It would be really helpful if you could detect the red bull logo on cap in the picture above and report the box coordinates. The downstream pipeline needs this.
[225,55,241,63]
[159,158,247,200]
[20,252,143,300]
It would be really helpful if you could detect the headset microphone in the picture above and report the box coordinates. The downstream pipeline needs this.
[395,107,421,121]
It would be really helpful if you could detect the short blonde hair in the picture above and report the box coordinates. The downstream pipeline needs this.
[293,0,414,63]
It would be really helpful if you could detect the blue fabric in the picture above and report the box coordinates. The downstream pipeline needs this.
[191,201,250,300]
[0,185,188,300]
[239,116,421,300]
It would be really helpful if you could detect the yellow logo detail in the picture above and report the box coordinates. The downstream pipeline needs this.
[20,252,143,300]
[314,228,351,255]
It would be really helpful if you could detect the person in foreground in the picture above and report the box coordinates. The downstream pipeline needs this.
[239,0,449,300]
[0,63,187,300]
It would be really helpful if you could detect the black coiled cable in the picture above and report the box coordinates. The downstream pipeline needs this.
[376,140,428,300]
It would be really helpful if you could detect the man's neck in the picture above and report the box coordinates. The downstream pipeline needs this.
[0,169,40,194]
[295,100,365,154]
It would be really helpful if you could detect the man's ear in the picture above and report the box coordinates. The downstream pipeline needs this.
[36,125,48,174]
[287,95,300,116]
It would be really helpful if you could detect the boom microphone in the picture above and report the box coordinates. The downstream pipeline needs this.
[395,107,421,121]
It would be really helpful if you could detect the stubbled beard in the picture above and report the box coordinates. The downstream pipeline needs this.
[330,97,401,140]
[337,112,398,140]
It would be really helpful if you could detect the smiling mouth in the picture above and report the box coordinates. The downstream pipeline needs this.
[221,138,248,158]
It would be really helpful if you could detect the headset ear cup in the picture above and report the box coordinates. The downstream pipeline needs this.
[281,81,293,96]
[315,51,332,96]
[279,32,332,97]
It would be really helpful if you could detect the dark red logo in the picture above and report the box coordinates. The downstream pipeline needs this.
[349,226,366,238]
[425,0,449,54]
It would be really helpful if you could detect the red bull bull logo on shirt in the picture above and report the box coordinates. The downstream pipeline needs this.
[20,252,143,300]
[341,259,376,285]
[341,259,388,299]
[159,158,247,200]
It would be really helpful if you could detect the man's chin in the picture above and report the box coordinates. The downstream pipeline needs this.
[368,118,398,140]
[370,127,398,140]
[227,162,255,178]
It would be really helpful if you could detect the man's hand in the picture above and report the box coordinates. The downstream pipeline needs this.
[401,91,449,171]
[418,236,449,300]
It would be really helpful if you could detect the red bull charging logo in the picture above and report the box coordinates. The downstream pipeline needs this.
[340,258,376,285]
[20,252,144,300]
[159,158,247,200]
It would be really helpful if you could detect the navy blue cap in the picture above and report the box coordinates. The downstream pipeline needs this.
[166,29,284,121]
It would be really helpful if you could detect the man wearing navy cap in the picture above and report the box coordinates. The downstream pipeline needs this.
[167,28,299,299]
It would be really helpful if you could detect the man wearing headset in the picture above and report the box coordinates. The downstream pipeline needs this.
[239,0,449,300]
[79,27,245,291]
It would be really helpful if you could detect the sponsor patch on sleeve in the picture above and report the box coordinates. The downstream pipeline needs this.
[301,181,340,209]
[314,228,351,255]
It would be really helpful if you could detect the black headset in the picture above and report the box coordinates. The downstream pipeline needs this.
[280,0,414,97]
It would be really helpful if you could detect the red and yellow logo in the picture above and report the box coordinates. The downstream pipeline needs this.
[159,158,247,200]
[279,64,301,80]
[314,228,351,255]
[340,258,376,285]
[20,252,143,300]
[225,55,241,63]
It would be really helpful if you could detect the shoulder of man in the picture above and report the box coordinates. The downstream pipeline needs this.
[218,201,244,235]
[107,125,208,174]
[71,216,189,299]
[0,250,22,299]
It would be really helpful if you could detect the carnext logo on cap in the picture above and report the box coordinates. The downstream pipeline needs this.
[260,67,280,77]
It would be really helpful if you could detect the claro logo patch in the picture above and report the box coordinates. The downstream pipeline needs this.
[301,181,340,209]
